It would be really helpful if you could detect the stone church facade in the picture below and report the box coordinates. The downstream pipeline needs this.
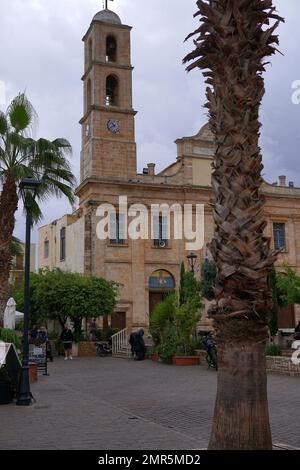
[38,8,300,332]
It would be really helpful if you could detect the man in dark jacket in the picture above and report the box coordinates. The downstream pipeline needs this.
[129,329,147,361]
[60,325,74,360]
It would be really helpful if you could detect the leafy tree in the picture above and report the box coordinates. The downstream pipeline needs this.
[14,272,47,328]
[180,270,203,311]
[184,0,283,450]
[267,267,286,338]
[179,262,186,305]
[276,265,300,305]
[0,93,76,323]
[200,261,217,301]
[11,237,23,258]
[14,269,119,334]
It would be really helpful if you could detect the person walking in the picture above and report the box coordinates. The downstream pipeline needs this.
[60,325,74,360]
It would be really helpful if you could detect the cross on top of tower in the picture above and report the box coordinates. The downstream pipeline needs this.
[104,0,114,10]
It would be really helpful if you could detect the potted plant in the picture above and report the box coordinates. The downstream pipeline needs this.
[147,346,160,362]
[149,277,203,366]
[171,303,201,366]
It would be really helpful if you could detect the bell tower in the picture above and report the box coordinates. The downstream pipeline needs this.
[80,7,137,185]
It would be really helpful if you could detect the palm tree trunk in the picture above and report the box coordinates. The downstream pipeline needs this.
[0,172,19,325]
[209,341,272,450]
[184,0,284,450]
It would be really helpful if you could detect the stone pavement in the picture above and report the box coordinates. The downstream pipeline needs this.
[0,357,299,450]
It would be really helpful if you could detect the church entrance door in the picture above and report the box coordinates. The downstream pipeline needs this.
[148,270,176,317]
[149,292,169,316]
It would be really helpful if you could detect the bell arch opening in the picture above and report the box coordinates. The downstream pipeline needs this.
[106,75,119,106]
[106,36,117,62]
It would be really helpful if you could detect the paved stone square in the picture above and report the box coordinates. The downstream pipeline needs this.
[0,357,299,450]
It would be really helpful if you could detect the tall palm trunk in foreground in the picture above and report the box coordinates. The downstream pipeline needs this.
[184,0,283,449]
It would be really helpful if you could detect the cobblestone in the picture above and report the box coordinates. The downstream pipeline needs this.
[0,357,299,450]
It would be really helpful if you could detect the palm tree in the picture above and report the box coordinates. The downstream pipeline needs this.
[0,93,76,322]
[184,1,283,449]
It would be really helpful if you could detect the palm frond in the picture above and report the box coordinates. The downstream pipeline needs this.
[7,93,38,135]
[0,112,8,135]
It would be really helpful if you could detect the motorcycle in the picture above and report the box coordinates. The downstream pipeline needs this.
[202,335,218,371]
[96,340,112,357]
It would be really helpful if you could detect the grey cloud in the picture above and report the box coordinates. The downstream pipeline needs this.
[0,0,299,244]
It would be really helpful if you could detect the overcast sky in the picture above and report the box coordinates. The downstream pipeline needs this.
[0,0,299,246]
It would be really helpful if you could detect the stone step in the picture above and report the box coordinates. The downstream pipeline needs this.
[281,350,293,357]
[112,353,132,359]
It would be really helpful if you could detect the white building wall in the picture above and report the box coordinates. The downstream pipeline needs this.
[38,215,85,273]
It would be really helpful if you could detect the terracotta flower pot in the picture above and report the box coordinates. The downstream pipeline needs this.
[172,356,200,366]
[150,353,160,362]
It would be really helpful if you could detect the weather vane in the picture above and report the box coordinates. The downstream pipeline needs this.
[103,0,114,10]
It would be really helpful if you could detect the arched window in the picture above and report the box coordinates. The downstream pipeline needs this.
[44,238,49,259]
[87,79,92,111]
[88,39,93,65]
[106,75,118,106]
[106,36,117,62]
[60,227,66,261]
[149,270,176,290]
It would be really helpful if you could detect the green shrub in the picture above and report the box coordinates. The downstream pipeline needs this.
[200,261,217,301]
[73,330,84,344]
[0,328,21,350]
[265,344,282,357]
[94,328,118,342]
[47,330,59,341]
[192,337,205,351]
[150,290,202,363]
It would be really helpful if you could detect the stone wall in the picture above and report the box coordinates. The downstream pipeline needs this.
[72,342,97,357]
[266,356,300,377]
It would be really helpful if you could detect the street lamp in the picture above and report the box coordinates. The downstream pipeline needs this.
[17,177,40,406]
[187,252,198,275]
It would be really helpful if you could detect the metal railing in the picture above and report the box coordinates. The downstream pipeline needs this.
[111,328,131,358]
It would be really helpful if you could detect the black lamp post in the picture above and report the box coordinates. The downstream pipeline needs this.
[187,252,198,275]
[17,177,40,406]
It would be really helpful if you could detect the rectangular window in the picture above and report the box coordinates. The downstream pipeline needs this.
[60,227,66,261]
[153,215,169,248]
[110,214,126,245]
[44,240,49,259]
[273,223,286,250]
